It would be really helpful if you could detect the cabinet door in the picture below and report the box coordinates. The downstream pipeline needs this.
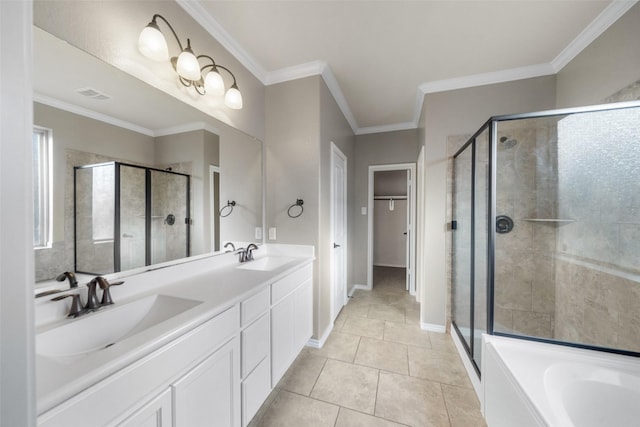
[173,338,240,427]
[293,279,313,353]
[270,294,295,386]
[117,389,172,427]
[241,357,271,427]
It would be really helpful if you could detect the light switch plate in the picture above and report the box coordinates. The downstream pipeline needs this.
[361,207,367,215]
[255,227,263,240]
[269,227,277,240]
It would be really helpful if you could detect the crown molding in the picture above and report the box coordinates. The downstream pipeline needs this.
[419,63,556,95]
[34,94,220,138]
[155,121,220,137]
[551,0,638,72]
[178,0,636,136]
[34,93,155,137]
[176,0,268,83]
[356,122,417,136]
[265,61,326,86]
[318,64,359,133]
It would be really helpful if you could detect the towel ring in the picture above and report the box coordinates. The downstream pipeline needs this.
[219,200,236,218]
[287,199,304,218]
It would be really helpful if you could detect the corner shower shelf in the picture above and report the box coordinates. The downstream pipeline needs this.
[523,218,576,224]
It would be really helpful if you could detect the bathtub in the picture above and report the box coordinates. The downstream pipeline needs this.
[482,335,640,427]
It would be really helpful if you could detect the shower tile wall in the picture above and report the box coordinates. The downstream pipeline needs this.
[35,149,117,280]
[494,123,558,339]
[553,106,640,352]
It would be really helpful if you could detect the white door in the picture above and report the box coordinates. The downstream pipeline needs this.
[405,169,412,292]
[330,143,347,322]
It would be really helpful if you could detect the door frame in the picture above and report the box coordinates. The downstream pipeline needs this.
[209,165,220,252]
[330,142,348,322]
[367,163,416,295]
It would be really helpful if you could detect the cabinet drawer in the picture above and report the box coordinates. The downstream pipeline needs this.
[241,313,270,378]
[271,263,313,304]
[241,287,270,326]
[242,357,271,427]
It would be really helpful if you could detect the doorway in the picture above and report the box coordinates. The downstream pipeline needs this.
[330,143,348,323]
[367,163,416,296]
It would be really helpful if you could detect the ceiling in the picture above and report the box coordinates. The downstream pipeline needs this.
[180,0,635,134]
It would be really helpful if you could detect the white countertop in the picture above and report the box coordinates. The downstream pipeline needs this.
[35,244,314,414]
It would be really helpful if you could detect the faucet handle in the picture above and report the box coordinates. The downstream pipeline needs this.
[51,293,85,318]
[246,244,259,261]
[99,279,124,306]
[235,247,247,263]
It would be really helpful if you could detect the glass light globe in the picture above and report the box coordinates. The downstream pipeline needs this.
[176,41,201,81]
[138,23,169,62]
[204,69,225,96]
[225,85,243,110]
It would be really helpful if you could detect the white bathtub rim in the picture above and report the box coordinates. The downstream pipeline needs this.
[484,335,640,427]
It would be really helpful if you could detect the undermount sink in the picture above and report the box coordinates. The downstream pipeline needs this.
[237,256,297,271]
[37,294,202,359]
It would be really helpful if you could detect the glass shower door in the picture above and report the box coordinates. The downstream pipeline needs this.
[119,164,146,271]
[150,170,189,265]
[452,142,473,355]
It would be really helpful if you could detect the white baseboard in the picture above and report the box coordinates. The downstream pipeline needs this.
[420,322,446,333]
[306,322,333,349]
[353,284,371,291]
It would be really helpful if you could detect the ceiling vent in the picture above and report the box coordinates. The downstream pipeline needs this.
[75,87,111,100]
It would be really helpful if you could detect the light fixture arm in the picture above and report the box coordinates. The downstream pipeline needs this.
[150,14,185,52]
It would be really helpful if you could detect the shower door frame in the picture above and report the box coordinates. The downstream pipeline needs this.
[451,120,493,376]
[452,100,640,377]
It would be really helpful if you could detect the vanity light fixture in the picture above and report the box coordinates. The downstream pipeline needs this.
[138,14,243,109]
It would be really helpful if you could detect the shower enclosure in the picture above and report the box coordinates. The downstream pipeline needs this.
[74,162,190,275]
[452,100,640,374]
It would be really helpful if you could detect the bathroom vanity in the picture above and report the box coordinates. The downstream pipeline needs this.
[35,245,314,427]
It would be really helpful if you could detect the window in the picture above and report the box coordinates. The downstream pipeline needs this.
[33,126,52,248]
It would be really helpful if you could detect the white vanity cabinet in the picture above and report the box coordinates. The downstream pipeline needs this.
[38,306,240,427]
[270,264,313,386]
[117,389,172,427]
[37,259,314,427]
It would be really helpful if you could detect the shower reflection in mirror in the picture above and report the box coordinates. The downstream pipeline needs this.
[74,162,190,275]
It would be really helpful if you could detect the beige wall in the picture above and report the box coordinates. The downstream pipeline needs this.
[419,76,557,329]
[266,75,355,340]
[353,130,419,287]
[556,2,640,108]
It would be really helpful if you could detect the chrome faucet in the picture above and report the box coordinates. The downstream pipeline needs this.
[224,242,236,252]
[245,243,259,261]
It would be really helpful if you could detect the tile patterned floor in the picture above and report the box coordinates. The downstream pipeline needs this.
[249,267,487,427]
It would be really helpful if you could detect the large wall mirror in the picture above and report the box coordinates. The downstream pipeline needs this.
[33,26,263,283]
